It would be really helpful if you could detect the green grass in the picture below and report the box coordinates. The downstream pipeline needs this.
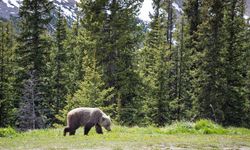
[0,120,250,150]
[0,127,17,138]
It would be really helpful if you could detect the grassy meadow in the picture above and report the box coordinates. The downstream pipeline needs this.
[0,120,250,150]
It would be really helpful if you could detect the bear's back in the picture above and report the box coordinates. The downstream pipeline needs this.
[67,107,102,126]
[68,107,102,116]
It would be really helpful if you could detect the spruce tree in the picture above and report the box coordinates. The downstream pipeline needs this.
[183,0,201,37]
[172,16,193,121]
[243,18,250,127]
[164,0,174,48]
[195,0,226,123]
[16,0,53,128]
[67,50,114,109]
[173,0,202,121]
[53,8,68,116]
[0,21,16,127]
[222,0,246,126]
[137,0,173,126]
[63,16,86,96]
[79,0,143,125]
[57,48,114,125]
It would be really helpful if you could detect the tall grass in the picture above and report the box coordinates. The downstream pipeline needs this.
[164,119,227,134]
[194,119,227,134]
[162,119,250,135]
[104,119,250,135]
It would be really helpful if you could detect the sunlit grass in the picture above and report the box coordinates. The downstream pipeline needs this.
[0,120,250,149]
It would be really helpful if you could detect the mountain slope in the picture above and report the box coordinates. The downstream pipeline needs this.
[247,0,250,17]
[0,0,78,20]
[1,0,249,23]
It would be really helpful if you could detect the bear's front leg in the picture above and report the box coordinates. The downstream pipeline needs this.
[69,130,76,135]
[95,124,103,134]
[63,127,70,136]
[84,122,95,135]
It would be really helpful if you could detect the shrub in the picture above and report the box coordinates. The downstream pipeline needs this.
[194,119,227,134]
[0,127,18,137]
[164,119,229,134]
[165,121,195,134]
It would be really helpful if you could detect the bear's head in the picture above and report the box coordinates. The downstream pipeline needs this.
[100,115,111,131]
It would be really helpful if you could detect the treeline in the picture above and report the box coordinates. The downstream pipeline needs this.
[0,0,249,130]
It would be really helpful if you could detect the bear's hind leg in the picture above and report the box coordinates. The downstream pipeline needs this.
[95,124,103,134]
[84,122,95,135]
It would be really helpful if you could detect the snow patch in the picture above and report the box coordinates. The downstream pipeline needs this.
[2,0,20,8]
[244,15,249,19]
[106,10,111,15]
[10,0,19,7]
[60,6,76,18]
[172,2,183,13]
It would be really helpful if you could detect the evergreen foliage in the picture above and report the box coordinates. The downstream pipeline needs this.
[52,8,68,118]
[243,17,250,127]
[137,0,173,126]
[0,21,16,127]
[181,0,203,120]
[66,50,114,110]
[16,0,54,128]
[62,18,84,96]
[222,0,246,126]
[78,0,144,125]
[192,0,226,123]
[171,16,193,121]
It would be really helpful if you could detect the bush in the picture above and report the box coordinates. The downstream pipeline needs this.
[194,119,227,134]
[0,127,18,137]
[164,119,229,134]
[165,121,195,134]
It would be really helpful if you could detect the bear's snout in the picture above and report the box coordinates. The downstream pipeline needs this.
[105,126,111,131]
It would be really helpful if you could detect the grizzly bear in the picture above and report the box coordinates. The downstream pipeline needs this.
[63,107,111,136]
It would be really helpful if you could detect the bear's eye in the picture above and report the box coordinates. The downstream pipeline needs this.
[102,117,106,122]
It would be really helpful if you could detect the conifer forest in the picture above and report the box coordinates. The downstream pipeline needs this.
[0,0,250,130]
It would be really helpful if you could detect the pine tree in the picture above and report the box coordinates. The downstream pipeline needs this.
[16,0,53,128]
[165,0,174,49]
[79,0,143,125]
[172,0,202,121]
[0,21,16,127]
[53,8,68,116]
[137,0,173,126]
[195,0,226,123]
[17,0,53,77]
[222,0,246,126]
[57,49,114,125]
[183,0,201,37]
[67,50,114,109]
[243,18,250,127]
[172,16,193,121]
[63,17,85,96]
[72,15,84,82]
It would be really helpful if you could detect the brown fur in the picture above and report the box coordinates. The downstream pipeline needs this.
[64,107,111,136]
